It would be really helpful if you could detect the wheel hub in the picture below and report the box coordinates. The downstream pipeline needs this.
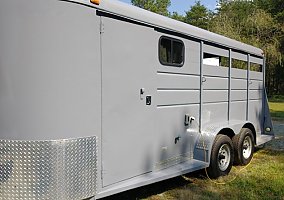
[218,144,231,171]
[243,135,252,159]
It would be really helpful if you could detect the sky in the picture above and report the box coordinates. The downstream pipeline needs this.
[119,0,218,15]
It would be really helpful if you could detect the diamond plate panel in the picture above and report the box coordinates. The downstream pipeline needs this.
[0,137,97,200]
[155,151,193,171]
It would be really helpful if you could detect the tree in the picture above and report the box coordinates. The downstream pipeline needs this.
[210,0,284,95]
[184,1,210,29]
[170,11,185,22]
[255,0,284,23]
[131,0,171,16]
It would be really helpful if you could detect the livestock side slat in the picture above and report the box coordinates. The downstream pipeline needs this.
[250,71,263,80]
[157,73,200,90]
[231,68,247,79]
[250,80,263,90]
[203,76,228,90]
[249,90,263,100]
[250,56,263,65]
[203,44,229,57]
[232,51,247,61]
[203,65,229,77]
[231,90,247,101]
[203,90,228,103]
[157,90,199,106]
[231,78,247,90]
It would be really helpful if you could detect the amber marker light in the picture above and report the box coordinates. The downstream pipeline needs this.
[90,0,100,5]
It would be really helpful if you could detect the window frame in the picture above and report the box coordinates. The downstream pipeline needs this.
[159,36,185,67]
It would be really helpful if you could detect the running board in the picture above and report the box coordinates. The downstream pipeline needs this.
[96,159,208,199]
[256,134,275,146]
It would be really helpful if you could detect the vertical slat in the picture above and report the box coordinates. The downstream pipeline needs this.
[199,41,204,132]
[228,49,232,122]
[246,54,250,121]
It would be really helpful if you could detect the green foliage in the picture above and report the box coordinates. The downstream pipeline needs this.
[269,95,284,103]
[131,0,171,16]
[255,0,284,23]
[208,0,284,95]
[184,1,211,29]
[170,11,184,22]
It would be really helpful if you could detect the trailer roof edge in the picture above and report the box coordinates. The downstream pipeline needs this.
[68,0,264,57]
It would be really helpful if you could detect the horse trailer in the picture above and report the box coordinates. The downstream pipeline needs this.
[0,0,274,199]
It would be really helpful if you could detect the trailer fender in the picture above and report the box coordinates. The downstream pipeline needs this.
[193,120,254,163]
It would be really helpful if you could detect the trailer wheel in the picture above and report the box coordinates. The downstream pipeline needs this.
[207,134,234,178]
[233,128,254,165]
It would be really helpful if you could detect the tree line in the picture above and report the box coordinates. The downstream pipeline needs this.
[131,0,284,96]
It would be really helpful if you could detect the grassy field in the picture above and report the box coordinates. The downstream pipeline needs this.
[268,95,284,103]
[103,135,284,200]
[144,148,284,200]
[269,102,284,119]
[269,95,284,119]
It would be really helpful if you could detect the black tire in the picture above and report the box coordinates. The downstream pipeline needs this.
[207,134,234,179]
[233,128,254,165]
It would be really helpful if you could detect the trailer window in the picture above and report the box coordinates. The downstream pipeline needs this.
[159,37,184,67]
[203,53,229,67]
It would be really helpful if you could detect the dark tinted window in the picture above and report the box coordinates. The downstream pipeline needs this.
[160,38,172,63]
[159,37,184,67]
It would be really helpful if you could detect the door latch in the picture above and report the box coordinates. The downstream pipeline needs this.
[146,96,151,105]
[140,88,145,100]
[185,114,195,126]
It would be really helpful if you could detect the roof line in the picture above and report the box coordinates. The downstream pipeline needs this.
[64,0,264,57]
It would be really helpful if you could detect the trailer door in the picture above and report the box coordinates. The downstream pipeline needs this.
[101,16,157,186]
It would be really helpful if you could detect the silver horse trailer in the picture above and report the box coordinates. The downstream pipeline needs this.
[0,0,274,199]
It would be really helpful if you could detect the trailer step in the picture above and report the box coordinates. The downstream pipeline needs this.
[256,134,275,146]
[97,159,208,199]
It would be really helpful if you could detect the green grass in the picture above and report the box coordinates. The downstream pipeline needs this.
[143,148,284,200]
[103,141,284,200]
[269,102,284,119]
[269,95,284,103]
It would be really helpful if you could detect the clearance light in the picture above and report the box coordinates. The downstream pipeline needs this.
[265,127,271,132]
[90,0,100,5]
